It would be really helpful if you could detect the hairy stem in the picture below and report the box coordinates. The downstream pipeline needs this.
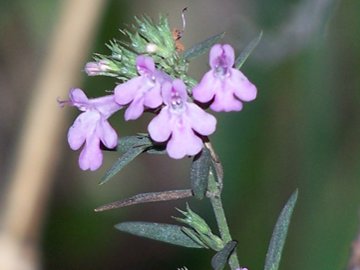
[205,142,240,270]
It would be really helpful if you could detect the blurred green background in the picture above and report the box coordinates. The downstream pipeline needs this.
[1,0,360,269]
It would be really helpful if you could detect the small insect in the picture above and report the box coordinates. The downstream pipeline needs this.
[177,267,188,270]
[172,7,188,52]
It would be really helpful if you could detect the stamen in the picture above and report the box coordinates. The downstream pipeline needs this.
[215,66,229,78]
[181,7,188,33]
[57,97,71,108]
[170,95,184,110]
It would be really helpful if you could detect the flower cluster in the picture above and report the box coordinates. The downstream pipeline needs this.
[61,43,256,170]
[60,17,257,170]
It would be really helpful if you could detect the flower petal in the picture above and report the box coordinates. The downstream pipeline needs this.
[172,79,188,100]
[70,88,88,103]
[97,120,118,149]
[230,69,257,102]
[114,77,143,105]
[167,122,203,159]
[161,79,188,108]
[209,44,223,69]
[210,85,243,112]
[209,44,235,68]
[186,103,217,136]
[79,134,103,171]
[143,82,163,109]
[90,95,122,118]
[136,55,155,75]
[148,108,172,142]
[222,44,235,67]
[68,111,99,150]
[124,95,145,120]
[69,88,89,110]
[192,71,218,103]
[160,81,173,105]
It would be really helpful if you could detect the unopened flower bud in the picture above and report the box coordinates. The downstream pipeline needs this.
[85,60,110,76]
[185,205,212,235]
[175,204,213,235]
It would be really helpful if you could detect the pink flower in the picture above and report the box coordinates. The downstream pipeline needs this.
[61,88,122,171]
[114,55,170,121]
[192,44,257,112]
[148,79,216,159]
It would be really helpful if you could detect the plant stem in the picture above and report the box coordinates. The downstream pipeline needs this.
[205,142,240,270]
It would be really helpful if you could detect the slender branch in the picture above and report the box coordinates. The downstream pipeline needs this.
[208,171,240,270]
[205,142,240,270]
[205,141,224,191]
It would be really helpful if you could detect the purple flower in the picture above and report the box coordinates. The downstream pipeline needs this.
[114,55,170,121]
[61,88,122,171]
[148,79,216,159]
[192,44,257,112]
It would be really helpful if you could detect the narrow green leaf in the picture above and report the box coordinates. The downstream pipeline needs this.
[117,134,152,152]
[183,32,225,60]
[181,227,209,249]
[146,145,167,155]
[99,146,146,185]
[190,148,211,200]
[118,134,166,155]
[235,31,263,69]
[115,222,204,248]
[264,189,298,270]
[211,241,237,270]
[95,189,193,212]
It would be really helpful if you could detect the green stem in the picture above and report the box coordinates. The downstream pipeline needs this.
[206,142,240,270]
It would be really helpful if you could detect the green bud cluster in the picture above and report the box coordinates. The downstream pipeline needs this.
[174,204,224,251]
[91,15,190,83]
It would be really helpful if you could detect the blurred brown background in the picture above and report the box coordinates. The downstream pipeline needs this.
[0,0,359,269]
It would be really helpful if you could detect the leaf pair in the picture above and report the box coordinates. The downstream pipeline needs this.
[115,190,298,270]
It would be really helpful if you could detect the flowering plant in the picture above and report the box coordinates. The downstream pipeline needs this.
[60,14,297,270]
